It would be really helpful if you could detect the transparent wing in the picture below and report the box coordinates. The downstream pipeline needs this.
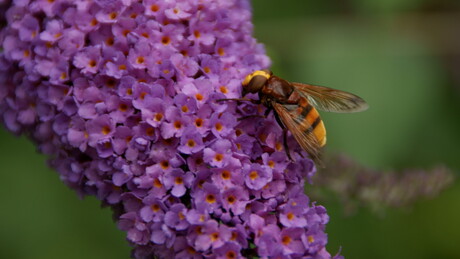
[292,82,368,113]
[272,102,322,165]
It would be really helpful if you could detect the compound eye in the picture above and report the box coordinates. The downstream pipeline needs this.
[242,70,271,94]
[246,75,268,92]
[242,70,271,86]
[242,73,254,87]
[260,69,273,76]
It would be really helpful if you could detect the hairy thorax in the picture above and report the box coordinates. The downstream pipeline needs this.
[261,76,298,105]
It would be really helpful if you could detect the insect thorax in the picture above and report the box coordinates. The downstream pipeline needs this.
[263,76,295,102]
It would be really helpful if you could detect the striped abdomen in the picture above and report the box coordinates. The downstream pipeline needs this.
[290,97,327,147]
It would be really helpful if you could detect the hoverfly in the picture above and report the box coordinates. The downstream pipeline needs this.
[219,70,368,165]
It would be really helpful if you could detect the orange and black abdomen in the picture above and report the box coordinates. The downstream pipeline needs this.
[292,97,327,147]
[258,74,327,147]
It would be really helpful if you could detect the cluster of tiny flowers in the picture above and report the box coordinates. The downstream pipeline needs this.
[0,1,338,258]
[311,154,455,215]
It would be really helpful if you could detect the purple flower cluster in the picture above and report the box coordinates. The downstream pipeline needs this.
[312,154,455,215]
[0,0,339,258]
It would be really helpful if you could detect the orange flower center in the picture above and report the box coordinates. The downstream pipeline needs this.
[219,86,228,94]
[151,4,159,12]
[275,142,283,151]
[175,177,183,185]
[206,194,216,204]
[106,37,114,46]
[187,139,196,147]
[118,103,128,112]
[226,251,236,259]
[210,232,219,241]
[136,56,145,64]
[153,178,162,188]
[154,113,163,121]
[109,12,117,20]
[160,160,169,170]
[102,125,111,135]
[174,121,182,129]
[215,122,223,131]
[88,60,97,67]
[214,153,223,162]
[235,129,243,136]
[195,118,203,127]
[151,204,160,212]
[282,235,291,245]
[249,171,258,180]
[195,93,203,101]
[221,170,231,180]
[227,195,236,204]
[90,18,98,26]
[161,36,171,45]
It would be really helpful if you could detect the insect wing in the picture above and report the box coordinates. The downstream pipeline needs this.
[292,82,368,113]
[272,102,322,164]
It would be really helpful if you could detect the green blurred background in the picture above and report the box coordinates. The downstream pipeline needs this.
[1,0,460,258]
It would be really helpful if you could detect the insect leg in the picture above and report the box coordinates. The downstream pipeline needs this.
[264,107,272,117]
[216,98,261,104]
[237,114,265,121]
[273,112,294,161]
[282,128,293,161]
[237,105,271,121]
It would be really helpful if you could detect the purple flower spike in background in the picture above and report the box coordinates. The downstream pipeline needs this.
[0,0,341,258]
